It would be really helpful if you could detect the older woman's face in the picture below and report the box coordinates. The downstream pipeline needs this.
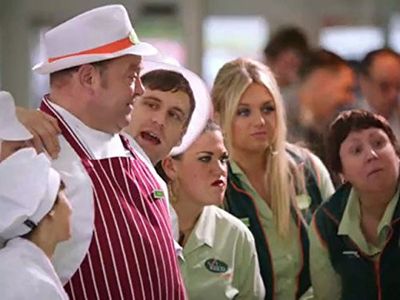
[231,83,276,155]
[339,127,399,193]
[171,130,228,208]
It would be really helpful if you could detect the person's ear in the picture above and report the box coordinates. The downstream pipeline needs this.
[77,64,99,92]
[338,172,347,184]
[162,157,178,181]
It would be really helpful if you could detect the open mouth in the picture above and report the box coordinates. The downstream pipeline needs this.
[212,179,226,187]
[140,131,161,145]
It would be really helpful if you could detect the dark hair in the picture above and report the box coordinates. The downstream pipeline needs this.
[326,109,400,174]
[141,70,196,126]
[299,48,350,80]
[359,48,400,77]
[263,26,309,61]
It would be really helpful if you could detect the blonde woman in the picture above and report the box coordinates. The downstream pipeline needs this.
[211,58,334,300]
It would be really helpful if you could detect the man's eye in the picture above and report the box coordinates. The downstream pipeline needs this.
[169,111,183,122]
[145,102,157,109]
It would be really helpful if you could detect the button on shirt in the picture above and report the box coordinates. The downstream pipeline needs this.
[179,205,265,300]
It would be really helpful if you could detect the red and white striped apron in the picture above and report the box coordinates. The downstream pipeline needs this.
[41,98,186,300]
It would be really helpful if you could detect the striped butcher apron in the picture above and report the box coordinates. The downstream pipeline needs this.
[41,98,186,300]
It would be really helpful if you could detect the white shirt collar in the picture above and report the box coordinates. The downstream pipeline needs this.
[50,102,129,159]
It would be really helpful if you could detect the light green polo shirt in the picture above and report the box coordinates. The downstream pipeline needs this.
[231,161,318,300]
[309,186,400,300]
[178,205,265,300]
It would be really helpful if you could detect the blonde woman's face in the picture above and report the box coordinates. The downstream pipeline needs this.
[231,83,276,154]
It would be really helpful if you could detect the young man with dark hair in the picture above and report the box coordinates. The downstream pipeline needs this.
[124,69,196,165]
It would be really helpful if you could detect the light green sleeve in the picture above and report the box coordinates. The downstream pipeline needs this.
[234,229,265,300]
[309,216,341,300]
[308,152,335,201]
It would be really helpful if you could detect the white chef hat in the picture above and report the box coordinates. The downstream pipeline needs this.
[0,148,61,241]
[0,91,32,142]
[142,57,213,156]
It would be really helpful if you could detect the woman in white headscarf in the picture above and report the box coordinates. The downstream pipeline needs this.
[0,149,71,299]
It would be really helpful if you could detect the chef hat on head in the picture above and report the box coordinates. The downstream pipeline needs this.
[0,148,61,241]
[32,4,157,74]
[0,91,32,142]
[142,57,213,156]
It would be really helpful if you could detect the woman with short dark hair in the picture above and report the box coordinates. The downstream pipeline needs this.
[310,109,400,300]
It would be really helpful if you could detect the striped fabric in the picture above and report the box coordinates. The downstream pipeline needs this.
[41,98,186,300]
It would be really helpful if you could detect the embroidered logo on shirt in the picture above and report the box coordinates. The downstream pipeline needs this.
[205,258,228,273]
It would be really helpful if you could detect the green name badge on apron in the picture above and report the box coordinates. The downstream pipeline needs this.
[152,190,164,200]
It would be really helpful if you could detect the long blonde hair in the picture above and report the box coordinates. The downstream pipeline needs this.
[212,58,293,236]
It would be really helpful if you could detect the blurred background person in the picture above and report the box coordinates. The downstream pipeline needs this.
[212,57,334,300]
[160,120,265,299]
[310,109,400,300]
[0,149,71,299]
[263,25,310,91]
[358,48,400,136]
[286,48,357,163]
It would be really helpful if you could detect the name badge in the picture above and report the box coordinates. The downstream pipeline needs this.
[205,258,228,273]
[152,190,164,200]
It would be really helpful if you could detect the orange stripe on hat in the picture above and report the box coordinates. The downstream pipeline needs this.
[48,35,136,63]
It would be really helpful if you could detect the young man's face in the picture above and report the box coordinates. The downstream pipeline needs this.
[125,88,191,164]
